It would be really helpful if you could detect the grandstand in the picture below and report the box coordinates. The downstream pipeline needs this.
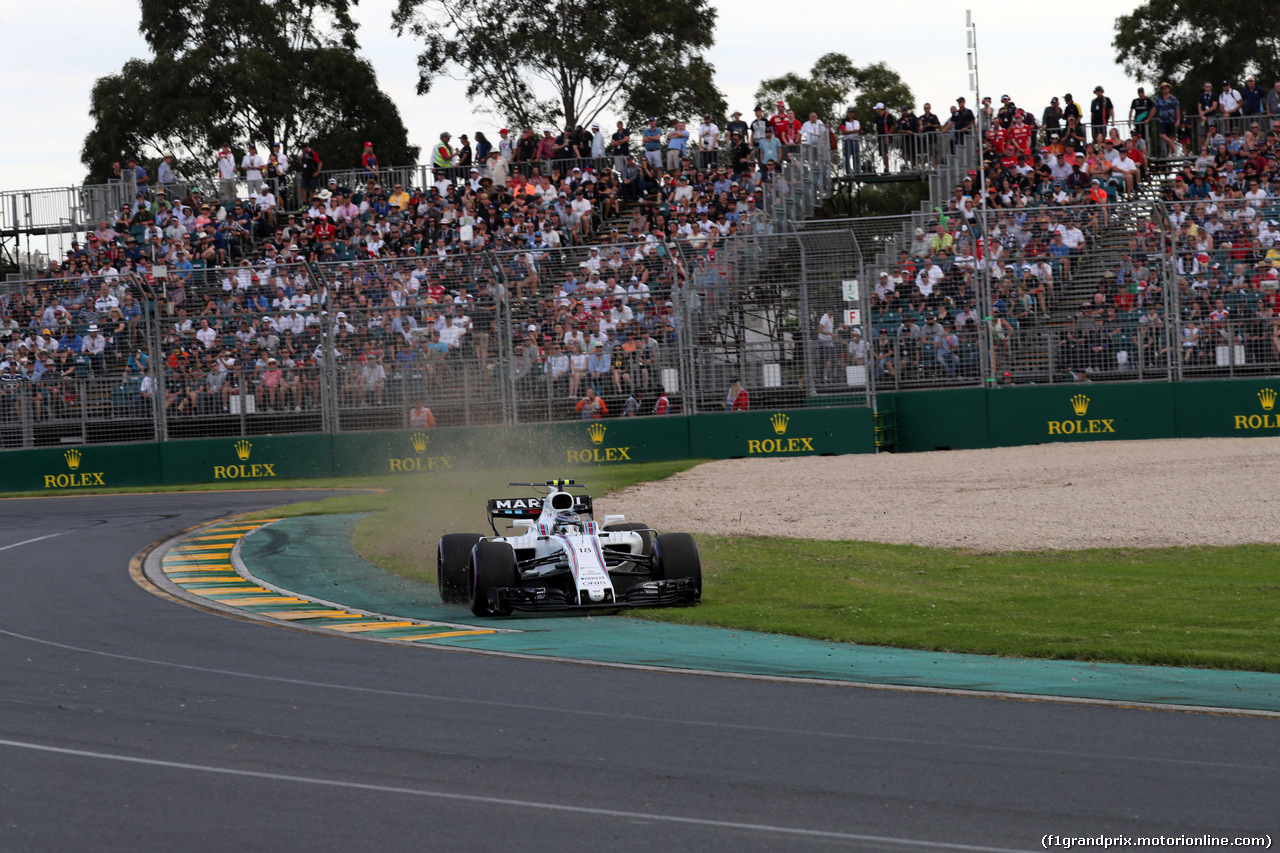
[4,97,1280,449]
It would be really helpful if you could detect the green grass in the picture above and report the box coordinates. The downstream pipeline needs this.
[633,537,1280,673]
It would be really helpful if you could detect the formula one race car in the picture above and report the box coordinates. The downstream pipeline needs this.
[436,479,701,617]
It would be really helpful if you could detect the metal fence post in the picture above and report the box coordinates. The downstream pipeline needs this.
[792,224,813,395]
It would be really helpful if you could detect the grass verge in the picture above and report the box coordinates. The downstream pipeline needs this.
[633,537,1280,673]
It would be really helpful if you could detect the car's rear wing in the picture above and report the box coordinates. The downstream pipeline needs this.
[486,495,593,521]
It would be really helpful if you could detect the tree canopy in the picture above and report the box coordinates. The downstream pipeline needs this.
[391,0,725,130]
[81,0,417,184]
[1114,0,1280,106]
[754,54,914,122]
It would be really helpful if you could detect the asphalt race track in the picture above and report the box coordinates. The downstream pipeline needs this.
[1,491,1275,852]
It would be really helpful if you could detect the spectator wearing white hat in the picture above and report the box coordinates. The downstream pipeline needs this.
[873,103,895,173]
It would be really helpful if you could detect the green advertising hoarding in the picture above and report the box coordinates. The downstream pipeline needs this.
[15,377,1280,495]
[332,428,475,477]
[159,434,334,485]
[0,443,161,493]
[687,408,874,458]
[542,415,692,465]
[1174,378,1280,438]
[986,382,1177,447]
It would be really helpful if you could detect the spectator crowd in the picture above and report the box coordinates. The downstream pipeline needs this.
[9,77,1280,426]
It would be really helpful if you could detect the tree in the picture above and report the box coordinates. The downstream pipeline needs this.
[80,0,417,184]
[1114,0,1280,108]
[754,54,914,123]
[391,0,726,131]
[755,53,861,121]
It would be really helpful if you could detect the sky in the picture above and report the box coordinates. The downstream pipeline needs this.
[0,0,1146,193]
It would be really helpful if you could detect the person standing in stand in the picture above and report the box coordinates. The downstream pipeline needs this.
[839,107,862,173]
[1129,87,1155,144]
[296,142,322,205]
[240,143,265,198]
[432,132,455,172]
[360,141,379,182]
[944,97,974,156]
[216,144,237,204]
[1154,82,1183,156]
[873,103,896,173]
[1090,86,1115,144]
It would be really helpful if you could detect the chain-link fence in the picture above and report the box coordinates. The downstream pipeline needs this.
[7,194,1280,449]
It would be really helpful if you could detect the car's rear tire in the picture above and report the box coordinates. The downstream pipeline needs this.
[438,533,484,604]
[470,540,518,617]
[653,532,702,600]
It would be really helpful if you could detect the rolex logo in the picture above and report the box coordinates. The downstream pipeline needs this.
[587,423,607,445]
[1259,388,1276,411]
[770,413,790,435]
[64,449,82,470]
[411,432,429,453]
[235,440,253,461]
[1070,394,1090,417]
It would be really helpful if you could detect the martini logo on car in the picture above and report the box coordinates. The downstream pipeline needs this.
[747,412,815,454]
[214,440,277,479]
[43,447,106,488]
[389,431,453,472]
[567,422,632,463]
[1047,394,1115,435]
[1233,388,1280,430]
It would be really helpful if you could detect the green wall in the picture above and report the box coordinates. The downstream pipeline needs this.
[688,408,875,458]
[2,406,874,492]
[986,383,1177,447]
[1174,378,1280,438]
[880,388,988,452]
[7,378,1280,492]
[0,443,162,493]
[160,435,334,485]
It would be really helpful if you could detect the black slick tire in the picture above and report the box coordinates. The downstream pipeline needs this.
[438,533,484,604]
[653,532,702,600]
[470,540,518,617]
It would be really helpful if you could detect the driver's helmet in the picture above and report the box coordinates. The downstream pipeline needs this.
[553,509,581,532]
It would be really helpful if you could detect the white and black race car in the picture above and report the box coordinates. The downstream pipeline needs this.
[437,479,701,617]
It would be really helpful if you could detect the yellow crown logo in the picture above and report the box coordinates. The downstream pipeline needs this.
[64,449,81,470]
[1259,388,1276,411]
[411,432,429,453]
[770,413,790,435]
[234,440,253,461]
[1070,394,1090,417]
[587,423,607,445]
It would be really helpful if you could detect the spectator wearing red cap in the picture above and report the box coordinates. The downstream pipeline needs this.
[497,128,514,162]
[360,141,378,182]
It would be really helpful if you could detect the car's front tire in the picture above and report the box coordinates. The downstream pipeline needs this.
[470,540,518,617]
[438,533,484,604]
[653,532,702,600]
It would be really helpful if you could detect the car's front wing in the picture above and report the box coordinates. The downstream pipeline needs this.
[487,578,699,612]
